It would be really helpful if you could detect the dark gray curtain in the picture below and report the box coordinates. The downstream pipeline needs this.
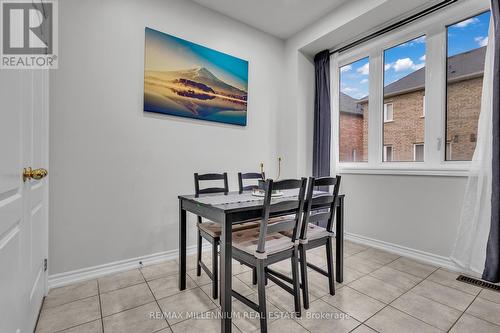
[483,0,500,283]
[313,50,331,177]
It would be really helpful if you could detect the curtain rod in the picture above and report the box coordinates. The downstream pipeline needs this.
[329,0,459,55]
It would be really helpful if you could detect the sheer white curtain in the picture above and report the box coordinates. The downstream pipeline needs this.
[451,21,495,276]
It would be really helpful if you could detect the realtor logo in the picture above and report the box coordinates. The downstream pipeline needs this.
[1,0,58,69]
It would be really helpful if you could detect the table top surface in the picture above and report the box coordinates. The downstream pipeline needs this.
[179,190,344,213]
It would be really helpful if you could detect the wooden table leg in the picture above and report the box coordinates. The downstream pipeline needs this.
[219,215,232,332]
[179,199,187,290]
[336,196,344,283]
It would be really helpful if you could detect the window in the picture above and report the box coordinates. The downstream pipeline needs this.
[383,36,426,162]
[384,145,393,162]
[414,144,424,161]
[422,95,426,117]
[333,2,490,175]
[338,57,369,162]
[446,142,453,160]
[384,103,394,122]
[445,12,491,161]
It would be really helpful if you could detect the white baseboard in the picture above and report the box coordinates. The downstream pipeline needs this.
[345,232,462,272]
[49,233,464,289]
[48,244,208,289]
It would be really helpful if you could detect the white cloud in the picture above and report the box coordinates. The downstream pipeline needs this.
[384,63,393,71]
[393,58,425,72]
[395,36,426,48]
[419,55,426,62]
[413,62,425,70]
[341,86,358,93]
[357,63,369,75]
[340,65,352,73]
[360,78,368,84]
[475,36,488,47]
[455,17,479,28]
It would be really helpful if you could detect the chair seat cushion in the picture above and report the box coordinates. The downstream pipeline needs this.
[198,221,259,238]
[232,228,294,258]
[282,223,333,241]
[198,214,296,238]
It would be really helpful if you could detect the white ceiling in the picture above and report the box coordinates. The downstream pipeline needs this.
[190,0,350,39]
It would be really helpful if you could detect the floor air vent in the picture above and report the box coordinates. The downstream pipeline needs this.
[457,275,500,292]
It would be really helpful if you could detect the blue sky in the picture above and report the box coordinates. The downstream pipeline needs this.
[145,27,248,91]
[340,11,490,100]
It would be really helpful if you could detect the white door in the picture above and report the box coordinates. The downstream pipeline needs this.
[0,68,49,333]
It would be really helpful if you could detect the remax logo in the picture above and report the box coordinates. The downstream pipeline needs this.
[1,0,58,69]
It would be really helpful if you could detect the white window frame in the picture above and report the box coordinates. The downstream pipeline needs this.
[383,103,394,122]
[413,143,425,162]
[331,0,488,176]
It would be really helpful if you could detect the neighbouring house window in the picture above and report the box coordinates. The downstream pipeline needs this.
[445,12,490,161]
[384,145,393,162]
[334,3,490,174]
[338,57,369,162]
[384,103,394,122]
[422,95,426,117]
[446,142,453,160]
[383,35,426,162]
[414,143,424,161]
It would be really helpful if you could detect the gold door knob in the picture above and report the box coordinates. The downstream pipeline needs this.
[23,167,48,182]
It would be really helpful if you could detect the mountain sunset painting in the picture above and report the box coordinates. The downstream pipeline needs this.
[144,27,248,126]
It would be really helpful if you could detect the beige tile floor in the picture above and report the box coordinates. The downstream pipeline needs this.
[35,241,500,333]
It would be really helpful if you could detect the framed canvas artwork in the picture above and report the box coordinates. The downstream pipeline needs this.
[143,27,248,126]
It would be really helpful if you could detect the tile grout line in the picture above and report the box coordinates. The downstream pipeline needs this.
[139,268,174,332]
[374,267,455,331]
[39,249,500,333]
[39,293,97,311]
[96,271,170,320]
[96,280,105,332]
[350,264,439,332]
[427,276,483,296]
[396,271,484,315]
[308,251,441,332]
[446,292,481,333]
[42,282,103,333]
[369,263,497,332]
[446,294,500,331]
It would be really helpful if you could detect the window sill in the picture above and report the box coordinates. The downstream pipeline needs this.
[337,166,469,177]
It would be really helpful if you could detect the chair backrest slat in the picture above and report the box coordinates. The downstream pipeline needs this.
[268,200,301,213]
[308,211,332,224]
[238,172,264,193]
[271,179,304,191]
[256,178,307,254]
[267,219,297,234]
[300,176,341,240]
[194,172,229,197]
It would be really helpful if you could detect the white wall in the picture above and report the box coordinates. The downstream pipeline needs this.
[341,175,466,258]
[49,0,285,274]
[278,0,471,266]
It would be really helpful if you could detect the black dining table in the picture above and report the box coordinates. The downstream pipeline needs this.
[178,190,345,333]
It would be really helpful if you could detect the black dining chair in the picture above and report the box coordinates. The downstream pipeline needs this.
[194,172,259,300]
[238,172,264,193]
[294,176,341,309]
[231,178,307,332]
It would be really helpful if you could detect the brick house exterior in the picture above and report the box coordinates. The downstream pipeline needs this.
[340,46,485,162]
[339,93,365,162]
